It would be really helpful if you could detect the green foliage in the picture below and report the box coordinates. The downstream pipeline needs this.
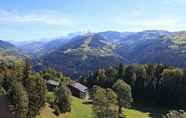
[22,58,32,82]
[87,67,118,88]
[0,58,64,118]
[113,80,133,114]
[91,86,118,118]
[158,68,186,107]
[40,68,70,84]
[56,84,72,113]
[46,91,56,104]
[161,69,183,78]
[118,63,125,79]
[24,74,47,118]
[0,57,25,81]
[11,80,29,118]
[124,65,137,87]
[14,59,25,80]
[86,64,186,108]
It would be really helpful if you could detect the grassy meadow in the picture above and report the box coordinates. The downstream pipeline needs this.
[37,95,164,118]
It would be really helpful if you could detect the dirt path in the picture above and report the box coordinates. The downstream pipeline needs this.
[0,95,12,118]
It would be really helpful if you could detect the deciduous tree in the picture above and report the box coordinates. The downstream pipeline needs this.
[113,80,133,114]
[56,84,72,113]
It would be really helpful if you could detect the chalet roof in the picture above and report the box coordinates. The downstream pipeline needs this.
[46,80,60,86]
[70,82,88,93]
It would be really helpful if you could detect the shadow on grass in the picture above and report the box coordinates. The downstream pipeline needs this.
[128,102,172,118]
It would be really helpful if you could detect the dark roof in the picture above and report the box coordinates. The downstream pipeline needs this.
[70,82,88,92]
[46,80,60,86]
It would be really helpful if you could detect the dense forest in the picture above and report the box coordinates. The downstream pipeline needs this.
[81,64,186,109]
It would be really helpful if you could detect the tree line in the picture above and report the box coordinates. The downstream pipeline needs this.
[0,59,46,118]
[81,64,186,109]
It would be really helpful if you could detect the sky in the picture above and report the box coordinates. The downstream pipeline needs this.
[0,0,186,41]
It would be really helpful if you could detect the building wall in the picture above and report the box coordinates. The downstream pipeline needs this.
[69,86,88,99]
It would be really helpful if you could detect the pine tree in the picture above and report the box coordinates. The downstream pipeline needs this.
[24,74,47,118]
[11,80,29,118]
[118,63,124,79]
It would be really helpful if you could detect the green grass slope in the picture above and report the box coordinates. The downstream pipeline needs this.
[69,97,92,118]
[38,96,154,118]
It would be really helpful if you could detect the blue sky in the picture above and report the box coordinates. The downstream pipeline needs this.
[0,0,186,41]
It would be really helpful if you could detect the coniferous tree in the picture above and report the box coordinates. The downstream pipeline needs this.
[22,58,32,82]
[24,74,47,118]
[11,80,29,118]
[118,63,124,79]
[124,66,136,87]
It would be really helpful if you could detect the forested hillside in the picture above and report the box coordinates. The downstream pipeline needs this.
[29,30,186,78]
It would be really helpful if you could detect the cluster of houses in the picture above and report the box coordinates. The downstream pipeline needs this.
[46,79,89,99]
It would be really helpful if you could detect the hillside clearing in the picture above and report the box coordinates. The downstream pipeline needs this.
[37,96,158,118]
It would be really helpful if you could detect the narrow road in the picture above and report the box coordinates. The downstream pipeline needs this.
[0,95,12,118]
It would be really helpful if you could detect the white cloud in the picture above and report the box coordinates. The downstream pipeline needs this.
[112,16,186,31]
[0,10,73,27]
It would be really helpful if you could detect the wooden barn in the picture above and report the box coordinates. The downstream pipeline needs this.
[69,82,89,99]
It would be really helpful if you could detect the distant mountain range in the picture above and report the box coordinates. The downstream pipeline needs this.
[0,40,21,62]
[0,40,15,49]
[1,30,186,78]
